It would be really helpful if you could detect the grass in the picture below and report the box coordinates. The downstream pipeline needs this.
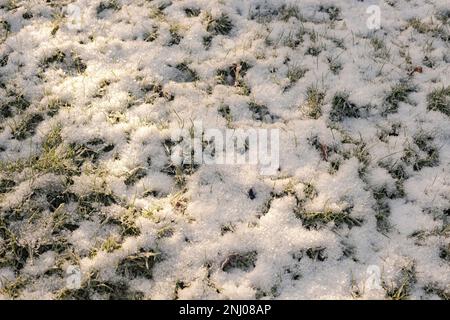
[96,0,121,16]
[205,13,233,36]
[215,61,251,88]
[384,262,416,300]
[168,25,182,46]
[117,250,160,279]
[318,5,341,21]
[124,167,147,186]
[57,271,144,300]
[143,26,158,42]
[439,244,450,262]
[174,63,199,83]
[295,206,362,230]
[10,113,44,140]
[303,86,325,119]
[306,247,327,261]
[427,86,450,117]
[285,65,307,90]
[100,236,121,253]
[327,56,343,75]
[0,276,28,299]
[423,282,450,300]
[248,101,274,123]
[278,5,302,22]
[184,8,201,17]
[0,178,15,194]
[383,82,415,114]
[370,38,390,60]
[221,251,257,272]
[40,50,86,75]
[218,104,233,126]
[401,132,439,171]
[330,92,360,121]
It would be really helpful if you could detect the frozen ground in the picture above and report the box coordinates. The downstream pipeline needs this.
[0,0,449,299]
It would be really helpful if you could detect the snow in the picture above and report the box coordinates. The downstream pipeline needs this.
[0,0,449,300]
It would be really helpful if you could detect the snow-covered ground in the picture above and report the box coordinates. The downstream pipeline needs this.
[0,0,449,299]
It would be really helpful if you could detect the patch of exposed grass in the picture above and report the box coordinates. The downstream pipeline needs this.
[278,5,301,22]
[318,5,341,21]
[423,282,450,300]
[330,92,360,121]
[184,8,201,17]
[0,178,15,194]
[96,0,121,16]
[383,82,415,114]
[248,101,276,123]
[402,132,439,171]
[143,26,158,42]
[218,104,233,126]
[221,251,257,272]
[384,262,416,300]
[303,86,325,119]
[285,65,307,90]
[10,113,44,140]
[168,24,182,46]
[57,271,143,300]
[117,250,160,279]
[205,13,233,35]
[0,276,28,299]
[174,63,199,83]
[427,86,450,117]
[295,205,362,230]
[124,167,147,186]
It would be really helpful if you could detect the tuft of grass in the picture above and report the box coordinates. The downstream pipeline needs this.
[295,206,362,230]
[427,86,450,117]
[305,46,322,56]
[327,56,343,75]
[330,92,360,121]
[439,243,450,262]
[0,276,28,299]
[303,86,325,119]
[303,183,318,200]
[0,178,15,194]
[318,5,341,21]
[205,13,233,36]
[306,247,327,261]
[248,101,275,123]
[184,8,201,17]
[218,104,233,126]
[285,65,307,90]
[370,38,390,60]
[40,50,86,75]
[117,250,160,279]
[174,63,199,83]
[96,0,121,16]
[45,99,70,116]
[383,82,415,114]
[57,271,143,300]
[143,26,158,42]
[124,167,147,186]
[10,113,44,140]
[278,5,301,22]
[168,24,182,46]
[101,236,121,253]
[221,251,257,272]
[401,132,439,171]
[215,62,252,95]
[423,282,450,300]
[6,92,31,113]
[384,262,416,300]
